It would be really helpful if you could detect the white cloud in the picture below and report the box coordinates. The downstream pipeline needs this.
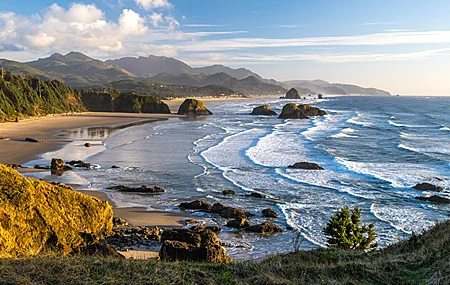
[184,24,226,27]
[165,15,179,31]
[149,12,163,27]
[135,0,173,11]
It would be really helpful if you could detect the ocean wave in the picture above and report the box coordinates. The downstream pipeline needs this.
[440,125,450,132]
[398,144,450,155]
[329,128,358,139]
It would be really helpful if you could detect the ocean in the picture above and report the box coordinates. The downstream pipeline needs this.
[26,95,450,260]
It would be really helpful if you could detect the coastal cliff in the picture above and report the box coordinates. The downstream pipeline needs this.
[0,165,113,257]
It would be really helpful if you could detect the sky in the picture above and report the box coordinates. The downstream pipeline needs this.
[1,0,450,95]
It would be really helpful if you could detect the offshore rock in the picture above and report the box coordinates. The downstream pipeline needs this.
[179,200,213,211]
[416,195,450,204]
[107,185,165,194]
[288,162,324,170]
[262,208,278,218]
[413,183,445,192]
[278,103,327,119]
[250,105,277,116]
[245,222,284,234]
[280,88,301,99]
[177,99,213,115]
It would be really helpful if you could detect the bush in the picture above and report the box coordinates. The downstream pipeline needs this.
[323,206,377,250]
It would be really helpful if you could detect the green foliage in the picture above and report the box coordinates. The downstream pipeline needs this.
[0,71,86,122]
[323,206,378,250]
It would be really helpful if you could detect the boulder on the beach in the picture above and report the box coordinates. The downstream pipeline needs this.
[288,162,324,170]
[416,195,450,204]
[179,200,213,211]
[107,185,165,194]
[177,99,213,116]
[250,105,277,116]
[67,160,92,169]
[278,103,327,119]
[159,227,232,263]
[84,143,91,148]
[262,208,278,218]
[0,165,113,257]
[112,217,129,228]
[226,218,250,229]
[222,190,236,195]
[6,164,22,169]
[190,225,221,233]
[413,183,445,192]
[245,222,284,234]
[51,158,72,173]
[25,137,44,143]
[281,88,301,99]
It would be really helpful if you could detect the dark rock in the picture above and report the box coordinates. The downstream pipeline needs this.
[318,94,323,99]
[113,217,129,228]
[67,160,92,168]
[179,200,213,211]
[190,225,221,233]
[107,185,165,194]
[413,183,445,192]
[51,158,72,172]
[0,137,10,140]
[111,165,121,169]
[210,203,252,219]
[262,208,278,218]
[159,227,232,263]
[6,164,22,169]
[250,105,277,116]
[245,222,284,234]
[222,190,236,195]
[25,137,43,143]
[416,195,450,204]
[249,192,264,198]
[184,219,198,226]
[211,203,228,212]
[177,99,213,116]
[226,218,250,229]
[282,88,301,99]
[206,225,221,232]
[72,243,123,258]
[288,162,324,170]
[278,103,327,119]
[84,143,91,147]
[106,226,162,251]
[34,164,50,170]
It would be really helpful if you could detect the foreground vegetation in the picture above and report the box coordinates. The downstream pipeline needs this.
[0,219,448,284]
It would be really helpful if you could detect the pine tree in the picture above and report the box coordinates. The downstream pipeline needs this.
[323,206,378,250]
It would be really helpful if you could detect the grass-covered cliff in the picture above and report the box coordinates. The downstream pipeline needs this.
[0,165,113,257]
[0,70,86,122]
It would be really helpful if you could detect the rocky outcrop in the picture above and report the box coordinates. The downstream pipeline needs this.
[288,162,324,170]
[71,243,123,258]
[262,208,278,218]
[106,226,161,251]
[177,99,213,115]
[278,103,327,119]
[51,158,72,173]
[280,88,301,99]
[67,160,92,169]
[250,105,277,116]
[0,165,113,257]
[248,192,265,198]
[81,92,171,114]
[245,222,284,234]
[413,183,445,192]
[179,200,213,211]
[210,203,252,219]
[226,218,250,229]
[159,227,232,263]
[222,190,236,195]
[416,195,450,204]
[107,185,165,194]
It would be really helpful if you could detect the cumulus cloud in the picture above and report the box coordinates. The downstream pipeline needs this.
[135,0,173,10]
[149,12,163,27]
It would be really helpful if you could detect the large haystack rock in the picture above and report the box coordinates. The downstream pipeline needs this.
[0,165,113,257]
[284,88,301,99]
[278,103,327,119]
[177,99,213,115]
[250,104,277,116]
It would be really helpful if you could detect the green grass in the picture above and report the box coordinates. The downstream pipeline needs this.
[0,219,448,284]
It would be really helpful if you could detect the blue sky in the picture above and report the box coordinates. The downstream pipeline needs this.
[1,0,450,95]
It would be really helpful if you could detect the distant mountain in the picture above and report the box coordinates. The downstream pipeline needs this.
[105,56,192,77]
[193,65,262,80]
[0,59,56,81]
[149,72,286,95]
[282,80,391,96]
[26,52,134,87]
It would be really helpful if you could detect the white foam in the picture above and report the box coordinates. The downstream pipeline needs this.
[398,144,450,155]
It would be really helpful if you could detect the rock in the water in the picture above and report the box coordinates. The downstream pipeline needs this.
[179,200,213,211]
[107,185,165,194]
[210,203,252,219]
[84,143,91,148]
[51,158,72,172]
[281,88,301,99]
[288,162,324,170]
[25,137,43,143]
[34,164,50,170]
[416,195,450,204]
[0,165,113,257]
[67,160,92,169]
[318,94,323,99]
[222,190,236,195]
[262,208,278,218]
[249,192,264,198]
[278,103,327,119]
[177,99,213,116]
[245,222,284,234]
[159,227,232,263]
[226,218,250,229]
[250,105,277,116]
[413,183,445,192]
[111,165,121,169]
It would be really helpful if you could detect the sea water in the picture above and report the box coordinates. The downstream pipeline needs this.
[30,96,450,260]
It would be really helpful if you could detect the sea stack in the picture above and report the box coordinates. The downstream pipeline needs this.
[177,99,213,115]
[280,88,301,99]
[250,104,277,116]
[278,103,327,119]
